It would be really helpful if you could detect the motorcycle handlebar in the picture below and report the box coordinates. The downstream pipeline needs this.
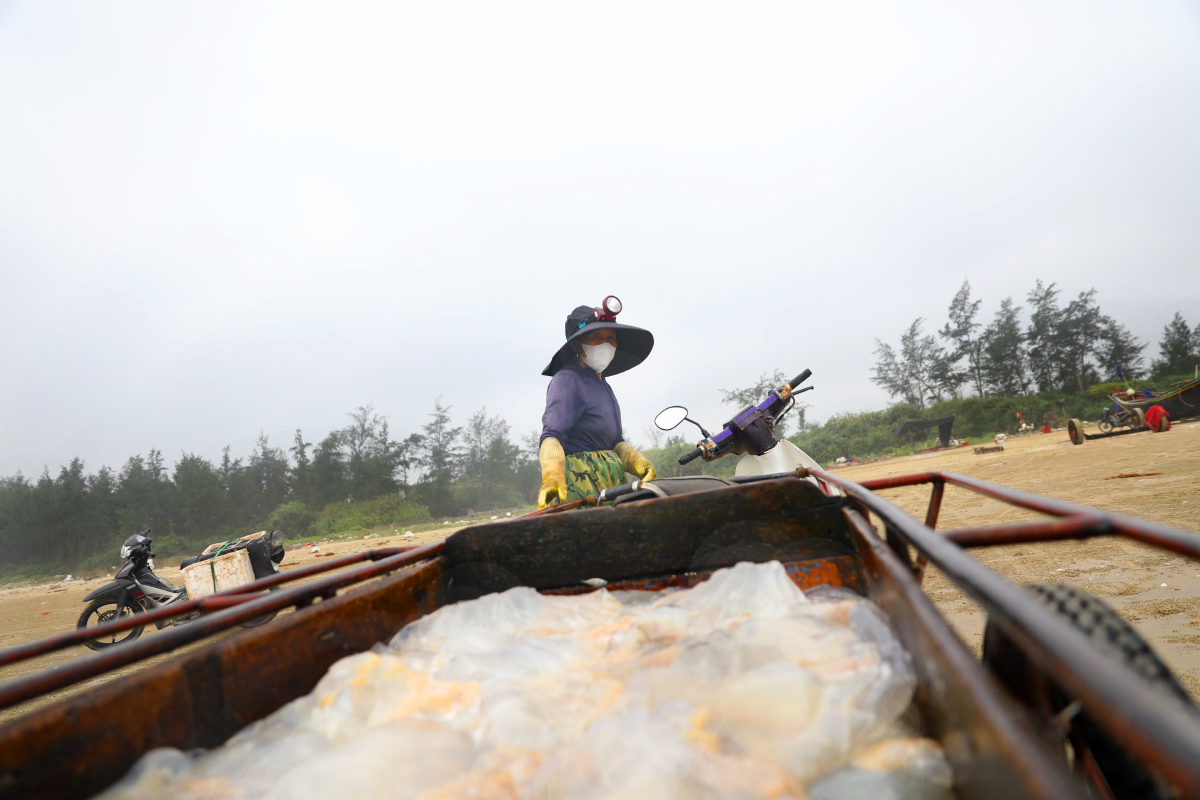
[789,369,811,389]
[678,447,703,465]
[599,481,639,502]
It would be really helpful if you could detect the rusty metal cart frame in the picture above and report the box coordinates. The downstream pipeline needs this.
[1,469,1198,800]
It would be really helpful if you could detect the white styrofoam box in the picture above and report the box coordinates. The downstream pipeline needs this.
[183,548,255,599]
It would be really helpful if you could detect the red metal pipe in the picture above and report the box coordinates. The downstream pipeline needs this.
[913,480,947,584]
[857,470,1200,560]
[0,546,418,669]
[939,517,1102,548]
[936,471,1200,558]
[858,471,944,492]
[924,479,945,529]
[811,466,1200,794]
[0,542,445,711]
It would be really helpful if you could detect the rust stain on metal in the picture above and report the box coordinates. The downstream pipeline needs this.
[0,558,446,800]
[4,469,1198,800]
[0,545,426,673]
[816,466,1200,797]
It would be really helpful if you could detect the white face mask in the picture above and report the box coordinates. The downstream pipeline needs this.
[580,342,616,372]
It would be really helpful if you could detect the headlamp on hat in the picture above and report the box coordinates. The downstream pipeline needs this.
[592,295,622,323]
[544,296,652,377]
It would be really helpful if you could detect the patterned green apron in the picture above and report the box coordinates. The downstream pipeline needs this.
[564,450,627,501]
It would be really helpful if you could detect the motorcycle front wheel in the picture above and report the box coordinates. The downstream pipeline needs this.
[1098,419,1114,433]
[78,596,146,651]
[237,586,280,628]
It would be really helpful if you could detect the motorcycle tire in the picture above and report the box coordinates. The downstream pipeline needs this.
[78,596,146,651]
[1098,419,1114,434]
[238,586,280,628]
[983,583,1193,800]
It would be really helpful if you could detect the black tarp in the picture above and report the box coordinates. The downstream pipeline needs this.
[893,415,956,448]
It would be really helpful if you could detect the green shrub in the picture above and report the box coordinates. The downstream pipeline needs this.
[640,438,749,479]
[150,534,188,559]
[1086,381,1140,400]
[1156,371,1200,387]
[83,551,122,571]
[788,392,1114,465]
[315,494,431,536]
[451,481,527,516]
[268,501,318,538]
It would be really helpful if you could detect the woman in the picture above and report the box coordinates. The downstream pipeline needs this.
[538,300,658,508]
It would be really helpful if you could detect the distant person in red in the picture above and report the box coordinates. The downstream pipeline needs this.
[1145,405,1170,433]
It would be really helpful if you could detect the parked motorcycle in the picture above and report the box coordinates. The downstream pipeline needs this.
[658,368,819,476]
[77,530,285,650]
[1098,404,1143,434]
[593,369,822,505]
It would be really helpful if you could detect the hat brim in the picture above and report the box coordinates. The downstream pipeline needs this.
[542,322,654,377]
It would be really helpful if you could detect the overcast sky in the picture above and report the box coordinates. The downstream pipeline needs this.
[2,1,1199,478]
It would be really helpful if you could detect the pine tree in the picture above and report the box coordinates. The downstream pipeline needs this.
[939,280,984,397]
[1025,281,1062,392]
[248,434,290,519]
[172,454,224,544]
[1151,312,1198,378]
[395,433,424,490]
[418,398,462,516]
[980,297,1030,396]
[289,430,311,506]
[341,405,401,500]
[1096,318,1145,381]
[871,341,914,408]
[308,433,346,509]
[870,319,951,409]
[1056,289,1104,393]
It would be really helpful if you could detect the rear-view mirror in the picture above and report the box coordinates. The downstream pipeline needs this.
[654,406,688,431]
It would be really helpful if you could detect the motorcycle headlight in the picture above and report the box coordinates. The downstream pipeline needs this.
[120,545,131,558]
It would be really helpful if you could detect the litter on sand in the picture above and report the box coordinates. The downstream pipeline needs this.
[97,561,951,800]
[1105,472,1163,480]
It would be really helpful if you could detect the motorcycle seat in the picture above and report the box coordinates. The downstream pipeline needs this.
[613,475,736,505]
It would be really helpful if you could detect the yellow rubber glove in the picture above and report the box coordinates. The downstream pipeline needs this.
[614,441,657,481]
[537,437,568,509]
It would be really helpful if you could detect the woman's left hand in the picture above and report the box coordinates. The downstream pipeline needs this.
[614,442,656,482]
[634,459,657,481]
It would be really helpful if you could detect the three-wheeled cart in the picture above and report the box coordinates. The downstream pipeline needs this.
[1,468,1198,799]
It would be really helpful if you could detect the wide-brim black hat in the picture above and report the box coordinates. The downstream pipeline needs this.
[542,304,654,377]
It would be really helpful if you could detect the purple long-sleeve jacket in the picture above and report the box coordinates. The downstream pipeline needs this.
[540,363,624,454]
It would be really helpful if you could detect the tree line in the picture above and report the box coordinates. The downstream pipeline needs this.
[871,281,1200,410]
[0,402,540,574]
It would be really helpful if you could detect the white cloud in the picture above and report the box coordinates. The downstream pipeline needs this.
[292,177,359,250]
[259,0,895,152]
[1,0,1198,475]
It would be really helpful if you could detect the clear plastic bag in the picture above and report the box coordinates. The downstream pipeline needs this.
[97,561,939,800]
